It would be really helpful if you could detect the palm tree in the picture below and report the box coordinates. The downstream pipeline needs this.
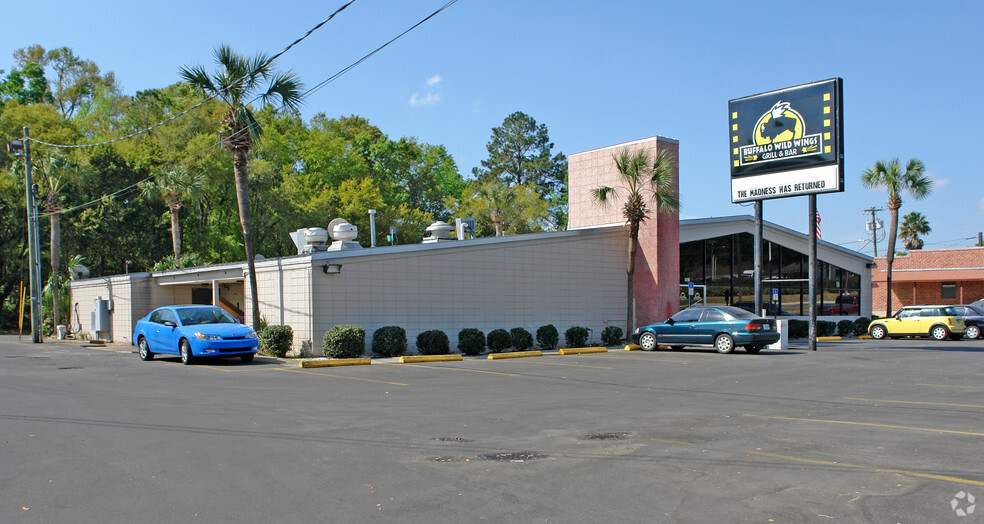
[180,45,302,328]
[860,158,932,316]
[899,211,931,250]
[476,181,516,237]
[141,165,205,259]
[592,148,678,338]
[38,152,71,331]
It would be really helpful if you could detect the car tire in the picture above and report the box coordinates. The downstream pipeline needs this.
[714,334,735,354]
[870,325,887,339]
[930,325,950,341]
[241,353,254,362]
[965,325,981,339]
[138,337,154,361]
[639,332,657,351]
[744,345,762,354]
[180,339,195,365]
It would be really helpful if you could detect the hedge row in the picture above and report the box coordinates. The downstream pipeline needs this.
[318,323,600,357]
[786,317,873,339]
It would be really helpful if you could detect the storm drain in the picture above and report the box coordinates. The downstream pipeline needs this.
[579,432,629,441]
[478,451,545,462]
[434,436,472,442]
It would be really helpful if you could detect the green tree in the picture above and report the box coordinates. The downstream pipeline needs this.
[140,165,205,259]
[473,111,567,229]
[899,211,931,251]
[0,62,54,111]
[180,45,302,328]
[860,158,932,316]
[14,45,120,118]
[476,181,515,237]
[592,148,678,338]
[36,151,74,330]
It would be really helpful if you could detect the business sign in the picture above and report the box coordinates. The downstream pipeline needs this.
[729,78,843,203]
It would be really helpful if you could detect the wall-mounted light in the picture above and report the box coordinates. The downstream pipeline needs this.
[322,263,342,274]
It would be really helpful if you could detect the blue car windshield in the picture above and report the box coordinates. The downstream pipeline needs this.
[178,307,238,326]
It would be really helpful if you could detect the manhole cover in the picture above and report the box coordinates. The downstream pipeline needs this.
[478,451,545,462]
[434,436,471,442]
[426,456,472,463]
[580,432,629,440]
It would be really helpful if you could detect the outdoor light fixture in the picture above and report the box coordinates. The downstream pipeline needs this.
[322,263,342,274]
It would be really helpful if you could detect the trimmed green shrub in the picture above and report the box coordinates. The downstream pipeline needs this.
[487,329,511,353]
[536,324,559,350]
[258,325,293,357]
[601,326,623,346]
[372,326,407,358]
[510,328,534,351]
[836,320,854,337]
[417,330,449,355]
[788,319,808,339]
[818,320,836,337]
[323,325,365,358]
[565,326,589,348]
[853,317,871,336]
[458,328,486,356]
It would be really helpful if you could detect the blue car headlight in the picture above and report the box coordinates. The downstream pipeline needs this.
[244,331,258,340]
[195,333,223,341]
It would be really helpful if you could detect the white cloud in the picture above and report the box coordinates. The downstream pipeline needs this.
[409,74,443,107]
[979,197,984,214]
[409,92,441,107]
[934,177,948,190]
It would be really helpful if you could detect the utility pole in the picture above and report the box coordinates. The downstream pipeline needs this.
[9,128,43,343]
[864,206,884,257]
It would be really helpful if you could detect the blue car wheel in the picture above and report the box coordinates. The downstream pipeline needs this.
[180,339,195,365]
[138,337,154,361]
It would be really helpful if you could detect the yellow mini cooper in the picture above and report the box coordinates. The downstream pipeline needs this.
[868,305,966,340]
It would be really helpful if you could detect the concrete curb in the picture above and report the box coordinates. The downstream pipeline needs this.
[858,335,873,340]
[624,344,641,351]
[299,358,371,368]
[817,336,842,341]
[488,350,542,359]
[559,347,608,355]
[398,354,464,363]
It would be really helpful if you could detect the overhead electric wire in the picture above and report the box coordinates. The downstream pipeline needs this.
[38,0,461,218]
[38,124,254,218]
[26,0,357,150]
[301,0,459,99]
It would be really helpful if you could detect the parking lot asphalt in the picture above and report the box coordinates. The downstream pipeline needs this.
[1,335,982,523]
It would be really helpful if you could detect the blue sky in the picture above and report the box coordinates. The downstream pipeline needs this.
[4,0,982,254]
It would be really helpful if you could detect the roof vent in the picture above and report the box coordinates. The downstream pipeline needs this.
[327,218,362,251]
[289,227,330,254]
[423,221,455,243]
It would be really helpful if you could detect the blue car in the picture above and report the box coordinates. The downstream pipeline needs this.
[133,305,258,364]
[631,305,780,354]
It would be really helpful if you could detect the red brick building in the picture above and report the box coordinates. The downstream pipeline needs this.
[871,247,984,316]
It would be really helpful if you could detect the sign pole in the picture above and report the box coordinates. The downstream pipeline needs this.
[808,194,817,351]
[754,200,763,316]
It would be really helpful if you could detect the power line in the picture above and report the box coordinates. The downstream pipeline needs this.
[302,0,460,99]
[26,0,357,150]
[37,0,461,218]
